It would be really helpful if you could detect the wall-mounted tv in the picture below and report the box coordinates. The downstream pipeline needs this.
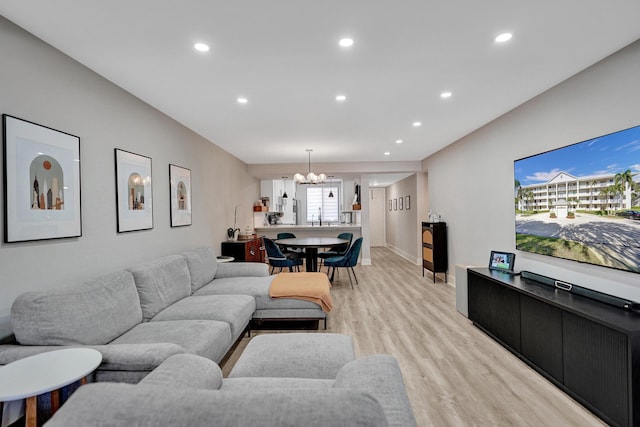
[514,124,640,274]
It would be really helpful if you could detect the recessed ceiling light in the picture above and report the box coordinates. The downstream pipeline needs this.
[412,121,422,127]
[336,94,347,101]
[194,43,210,52]
[384,152,390,156]
[440,91,452,98]
[495,33,512,43]
[396,139,403,144]
[237,97,248,104]
[339,38,354,47]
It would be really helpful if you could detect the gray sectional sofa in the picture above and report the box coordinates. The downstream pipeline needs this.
[45,335,417,427]
[0,247,326,382]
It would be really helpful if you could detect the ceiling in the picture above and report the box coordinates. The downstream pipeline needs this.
[1,1,640,185]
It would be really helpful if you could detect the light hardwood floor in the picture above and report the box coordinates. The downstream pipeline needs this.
[221,247,605,427]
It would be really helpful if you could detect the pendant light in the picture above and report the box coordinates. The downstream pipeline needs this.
[281,177,288,198]
[294,149,326,184]
[328,176,334,198]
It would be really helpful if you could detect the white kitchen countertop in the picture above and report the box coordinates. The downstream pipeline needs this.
[255,224,361,230]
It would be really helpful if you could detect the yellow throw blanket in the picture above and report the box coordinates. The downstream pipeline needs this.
[269,272,333,313]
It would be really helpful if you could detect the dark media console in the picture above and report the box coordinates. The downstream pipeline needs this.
[468,268,640,427]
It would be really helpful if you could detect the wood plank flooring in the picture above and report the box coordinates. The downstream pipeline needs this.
[220,247,605,427]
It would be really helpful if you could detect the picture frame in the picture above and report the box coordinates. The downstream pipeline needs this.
[488,250,516,272]
[115,149,153,232]
[405,195,410,210]
[3,115,82,243]
[389,199,392,211]
[399,196,403,210]
[169,164,192,227]
[393,198,397,210]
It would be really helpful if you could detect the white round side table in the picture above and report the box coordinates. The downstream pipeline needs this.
[0,348,102,427]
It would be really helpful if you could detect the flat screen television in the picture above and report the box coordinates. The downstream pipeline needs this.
[514,124,640,274]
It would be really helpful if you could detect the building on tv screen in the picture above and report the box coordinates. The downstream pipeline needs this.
[514,124,640,273]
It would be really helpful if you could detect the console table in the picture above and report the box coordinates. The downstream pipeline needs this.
[221,237,264,263]
[467,268,640,427]
[0,348,102,427]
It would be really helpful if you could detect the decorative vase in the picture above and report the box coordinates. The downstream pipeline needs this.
[227,227,239,241]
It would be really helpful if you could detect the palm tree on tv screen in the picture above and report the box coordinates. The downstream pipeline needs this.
[614,169,636,209]
[599,186,616,215]
[524,189,534,211]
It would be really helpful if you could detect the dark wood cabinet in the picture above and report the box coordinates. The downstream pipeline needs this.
[520,296,563,382]
[468,271,521,352]
[468,268,640,427]
[221,237,265,263]
[421,222,447,282]
[562,312,629,426]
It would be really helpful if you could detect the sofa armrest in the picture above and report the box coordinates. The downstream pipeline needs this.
[90,343,185,371]
[139,354,222,390]
[334,355,417,427]
[46,385,389,427]
[0,344,66,365]
[214,262,269,278]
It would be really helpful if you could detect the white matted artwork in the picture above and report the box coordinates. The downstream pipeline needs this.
[169,164,192,227]
[115,148,153,232]
[3,115,81,243]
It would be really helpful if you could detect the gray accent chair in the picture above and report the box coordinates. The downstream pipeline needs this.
[46,346,417,427]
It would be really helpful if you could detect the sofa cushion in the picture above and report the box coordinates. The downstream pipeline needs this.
[214,262,269,278]
[229,333,355,379]
[111,319,232,363]
[222,377,334,392]
[182,247,218,293]
[140,354,223,390]
[151,295,255,340]
[194,276,322,311]
[126,255,191,321]
[11,271,142,345]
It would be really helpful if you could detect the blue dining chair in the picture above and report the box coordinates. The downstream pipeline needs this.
[264,238,303,274]
[318,232,353,267]
[324,237,363,289]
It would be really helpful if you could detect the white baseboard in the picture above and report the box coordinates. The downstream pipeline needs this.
[385,244,420,265]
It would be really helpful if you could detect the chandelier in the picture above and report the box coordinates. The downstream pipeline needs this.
[294,149,326,184]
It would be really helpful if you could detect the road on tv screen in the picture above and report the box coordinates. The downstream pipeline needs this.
[516,212,640,273]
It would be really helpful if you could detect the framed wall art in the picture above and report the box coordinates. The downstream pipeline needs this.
[389,199,392,211]
[169,164,192,227]
[393,198,397,210]
[115,149,153,232]
[3,115,82,243]
[405,195,410,210]
[399,196,403,210]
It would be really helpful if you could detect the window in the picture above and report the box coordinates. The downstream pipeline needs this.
[306,186,339,223]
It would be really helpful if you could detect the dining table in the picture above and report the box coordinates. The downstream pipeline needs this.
[274,237,349,272]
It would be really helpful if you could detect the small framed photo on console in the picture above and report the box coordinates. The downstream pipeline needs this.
[489,251,516,273]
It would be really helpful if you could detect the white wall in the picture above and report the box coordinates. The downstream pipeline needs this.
[369,188,386,246]
[423,39,640,298]
[0,17,258,336]
[385,174,418,263]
